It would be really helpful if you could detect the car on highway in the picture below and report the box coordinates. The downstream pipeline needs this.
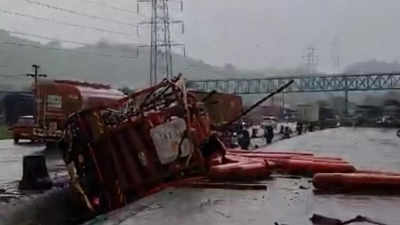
[10,115,38,144]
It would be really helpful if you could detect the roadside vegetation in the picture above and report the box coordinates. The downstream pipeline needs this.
[0,125,11,140]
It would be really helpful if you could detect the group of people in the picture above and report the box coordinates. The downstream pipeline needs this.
[230,120,316,150]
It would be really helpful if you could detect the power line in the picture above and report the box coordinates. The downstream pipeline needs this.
[1,41,139,60]
[5,29,92,46]
[0,73,26,79]
[0,90,32,94]
[0,8,136,38]
[79,0,138,15]
[3,28,142,56]
[25,0,139,27]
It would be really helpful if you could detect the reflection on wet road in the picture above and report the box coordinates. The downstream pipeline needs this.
[0,140,65,195]
[0,140,44,185]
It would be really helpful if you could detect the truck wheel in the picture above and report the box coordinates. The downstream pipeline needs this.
[397,129,400,138]
[14,137,19,144]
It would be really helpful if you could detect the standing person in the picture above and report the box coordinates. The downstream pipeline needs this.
[279,125,284,135]
[308,123,314,132]
[237,122,250,150]
[296,121,303,135]
[282,126,291,139]
[267,125,274,143]
[264,125,274,144]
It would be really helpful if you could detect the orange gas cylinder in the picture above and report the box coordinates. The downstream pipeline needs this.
[224,154,264,164]
[266,159,355,175]
[237,161,271,179]
[310,161,355,174]
[284,159,313,174]
[227,149,313,156]
[208,162,242,180]
[313,173,400,192]
[209,161,270,181]
[291,156,345,163]
[228,153,297,159]
[355,170,400,176]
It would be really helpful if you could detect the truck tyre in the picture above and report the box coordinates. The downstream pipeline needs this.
[397,129,400,138]
[14,137,19,144]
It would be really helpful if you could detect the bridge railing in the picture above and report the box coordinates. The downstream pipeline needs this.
[187,73,400,94]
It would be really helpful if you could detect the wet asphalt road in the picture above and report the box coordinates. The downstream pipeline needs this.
[85,127,400,225]
[1,128,399,225]
[266,127,400,171]
[0,140,66,203]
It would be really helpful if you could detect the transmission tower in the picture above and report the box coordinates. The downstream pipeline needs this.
[302,46,318,74]
[137,0,185,85]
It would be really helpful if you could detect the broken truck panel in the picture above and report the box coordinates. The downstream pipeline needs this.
[61,76,211,212]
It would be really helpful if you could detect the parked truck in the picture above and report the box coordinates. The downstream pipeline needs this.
[296,104,319,122]
[11,79,125,144]
[190,91,243,127]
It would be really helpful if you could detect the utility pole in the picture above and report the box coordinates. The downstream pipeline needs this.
[137,0,185,86]
[27,64,47,89]
[27,64,47,122]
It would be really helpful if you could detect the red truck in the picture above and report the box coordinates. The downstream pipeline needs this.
[11,79,125,144]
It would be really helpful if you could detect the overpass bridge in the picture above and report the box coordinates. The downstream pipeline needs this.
[187,72,400,114]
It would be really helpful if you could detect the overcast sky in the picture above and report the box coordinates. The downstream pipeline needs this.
[1,0,400,72]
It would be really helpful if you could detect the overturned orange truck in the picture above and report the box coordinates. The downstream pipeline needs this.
[61,77,215,212]
[60,78,303,214]
[12,80,125,144]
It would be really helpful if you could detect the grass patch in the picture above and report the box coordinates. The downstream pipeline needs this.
[0,125,11,140]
